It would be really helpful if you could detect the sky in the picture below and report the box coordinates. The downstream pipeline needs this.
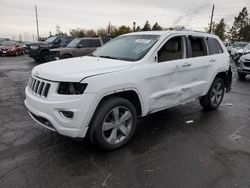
[0,0,249,41]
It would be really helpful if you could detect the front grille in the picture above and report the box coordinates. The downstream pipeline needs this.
[28,76,51,98]
[244,61,250,67]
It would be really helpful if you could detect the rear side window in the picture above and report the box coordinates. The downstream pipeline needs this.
[189,37,207,57]
[207,38,223,55]
[80,39,101,47]
[89,39,101,47]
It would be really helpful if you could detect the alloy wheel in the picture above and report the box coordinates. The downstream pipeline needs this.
[102,106,133,144]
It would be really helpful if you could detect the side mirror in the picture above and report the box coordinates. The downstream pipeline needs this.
[154,54,158,62]
[77,44,84,48]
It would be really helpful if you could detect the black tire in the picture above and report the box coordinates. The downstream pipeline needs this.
[90,97,137,150]
[39,51,49,62]
[199,78,225,111]
[61,54,72,59]
[238,72,246,80]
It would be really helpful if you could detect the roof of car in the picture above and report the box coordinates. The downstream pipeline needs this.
[124,30,218,38]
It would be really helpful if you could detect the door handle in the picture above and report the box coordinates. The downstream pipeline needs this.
[209,59,216,62]
[182,62,192,67]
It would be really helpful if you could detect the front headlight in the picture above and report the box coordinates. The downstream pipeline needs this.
[57,82,87,95]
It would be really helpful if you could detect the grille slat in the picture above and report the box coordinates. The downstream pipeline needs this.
[28,76,51,98]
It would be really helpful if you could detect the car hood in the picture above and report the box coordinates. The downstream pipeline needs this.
[32,56,134,82]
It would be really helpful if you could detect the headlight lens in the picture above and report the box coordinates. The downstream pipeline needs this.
[57,82,87,95]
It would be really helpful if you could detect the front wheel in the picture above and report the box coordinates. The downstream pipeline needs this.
[199,78,225,111]
[91,97,137,150]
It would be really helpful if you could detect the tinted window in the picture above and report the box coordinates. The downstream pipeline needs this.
[89,39,101,47]
[158,37,183,62]
[79,39,100,47]
[189,37,207,57]
[207,38,223,55]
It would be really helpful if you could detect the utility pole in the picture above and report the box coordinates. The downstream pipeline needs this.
[209,5,215,34]
[133,22,136,32]
[107,22,111,37]
[35,5,40,41]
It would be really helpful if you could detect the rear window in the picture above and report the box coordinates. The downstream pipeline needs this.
[207,38,223,55]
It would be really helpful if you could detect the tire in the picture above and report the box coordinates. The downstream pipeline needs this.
[199,78,225,111]
[39,51,49,62]
[90,97,137,150]
[238,72,246,80]
[61,54,72,59]
[15,51,19,56]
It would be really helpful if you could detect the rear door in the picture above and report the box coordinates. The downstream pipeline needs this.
[184,36,213,97]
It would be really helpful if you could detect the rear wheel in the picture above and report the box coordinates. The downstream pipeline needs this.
[200,78,225,110]
[91,97,137,150]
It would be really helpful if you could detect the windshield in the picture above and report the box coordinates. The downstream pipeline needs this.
[91,35,160,61]
[67,38,81,48]
[1,41,17,46]
[45,36,57,43]
[233,43,248,48]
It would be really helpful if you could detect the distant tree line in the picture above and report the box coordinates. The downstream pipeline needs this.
[68,21,167,38]
[213,7,250,42]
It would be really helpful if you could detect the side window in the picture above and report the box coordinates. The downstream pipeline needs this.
[207,38,223,55]
[89,39,101,47]
[79,40,91,47]
[158,37,184,63]
[189,37,207,57]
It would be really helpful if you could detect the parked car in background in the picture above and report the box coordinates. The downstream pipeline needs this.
[237,53,250,80]
[49,37,110,60]
[28,36,75,62]
[0,41,25,56]
[25,31,232,150]
[231,42,248,64]
[224,42,232,54]
[0,38,10,45]
[243,43,250,55]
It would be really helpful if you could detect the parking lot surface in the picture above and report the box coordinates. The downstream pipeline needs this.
[0,55,250,188]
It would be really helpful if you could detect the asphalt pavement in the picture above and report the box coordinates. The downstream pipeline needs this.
[0,55,250,188]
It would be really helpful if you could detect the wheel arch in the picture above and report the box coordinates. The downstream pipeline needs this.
[86,89,143,142]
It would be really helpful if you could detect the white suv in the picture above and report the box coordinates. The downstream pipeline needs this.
[25,31,232,150]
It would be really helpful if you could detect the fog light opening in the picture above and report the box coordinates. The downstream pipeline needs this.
[60,111,74,119]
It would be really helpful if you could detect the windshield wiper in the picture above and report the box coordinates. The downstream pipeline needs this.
[99,55,118,60]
